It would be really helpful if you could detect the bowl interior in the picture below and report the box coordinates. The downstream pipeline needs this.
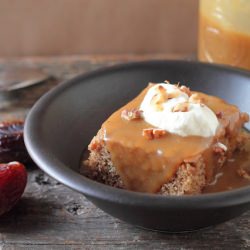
[25,60,250,194]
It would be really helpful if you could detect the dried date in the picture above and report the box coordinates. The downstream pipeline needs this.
[0,121,32,164]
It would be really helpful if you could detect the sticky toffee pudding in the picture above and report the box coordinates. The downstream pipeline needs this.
[82,82,250,195]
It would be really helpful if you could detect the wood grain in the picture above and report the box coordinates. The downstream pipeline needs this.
[0,0,198,57]
[0,55,249,250]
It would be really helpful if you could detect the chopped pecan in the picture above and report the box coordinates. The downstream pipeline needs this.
[216,111,223,119]
[157,85,167,94]
[121,109,143,121]
[172,102,189,112]
[150,85,169,111]
[180,85,191,96]
[89,141,102,151]
[213,142,227,154]
[142,128,167,140]
[240,112,249,123]
[189,93,205,105]
[162,83,180,99]
[237,168,250,180]
[150,95,164,111]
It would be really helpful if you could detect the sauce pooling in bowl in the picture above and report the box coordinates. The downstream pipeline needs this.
[204,136,250,193]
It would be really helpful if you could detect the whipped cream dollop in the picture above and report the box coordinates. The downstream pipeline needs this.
[139,83,219,137]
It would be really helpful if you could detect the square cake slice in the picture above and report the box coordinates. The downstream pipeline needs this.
[83,82,249,195]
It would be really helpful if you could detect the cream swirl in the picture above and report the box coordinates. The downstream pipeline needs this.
[140,83,219,137]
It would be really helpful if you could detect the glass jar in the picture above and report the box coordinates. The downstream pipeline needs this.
[198,0,250,70]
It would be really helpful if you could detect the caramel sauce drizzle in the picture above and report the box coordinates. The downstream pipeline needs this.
[102,85,249,193]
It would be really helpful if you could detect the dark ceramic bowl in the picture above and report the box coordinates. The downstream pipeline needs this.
[24,60,250,232]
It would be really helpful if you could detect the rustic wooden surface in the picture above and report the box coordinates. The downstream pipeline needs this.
[0,55,249,250]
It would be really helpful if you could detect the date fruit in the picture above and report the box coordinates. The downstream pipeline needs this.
[0,162,27,215]
[0,121,32,164]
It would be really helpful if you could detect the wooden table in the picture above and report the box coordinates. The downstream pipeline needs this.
[0,55,249,250]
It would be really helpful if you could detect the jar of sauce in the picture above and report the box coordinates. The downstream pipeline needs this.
[198,0,250,70]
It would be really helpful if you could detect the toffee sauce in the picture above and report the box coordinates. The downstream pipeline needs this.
[92,86,250,193]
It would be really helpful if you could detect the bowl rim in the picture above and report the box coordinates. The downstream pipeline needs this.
[24,59,250,209]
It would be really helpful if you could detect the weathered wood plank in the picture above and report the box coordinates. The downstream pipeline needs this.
[0,170,249,249]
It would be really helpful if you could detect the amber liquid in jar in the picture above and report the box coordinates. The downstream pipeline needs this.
[198,0,250,70]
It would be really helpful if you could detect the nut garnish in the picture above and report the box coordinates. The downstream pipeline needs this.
[142,128,167,140]
[213,142,227,154]
[89,141,102,151]
[157,85,167,95]
[150,85,169,111]
[150,82,192,111]
[121,109,143,121]
[240,112,249,123]
[179,85,191,96]
[216,111,223,119]
[172,102,189,112]
[189,93,205,105]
